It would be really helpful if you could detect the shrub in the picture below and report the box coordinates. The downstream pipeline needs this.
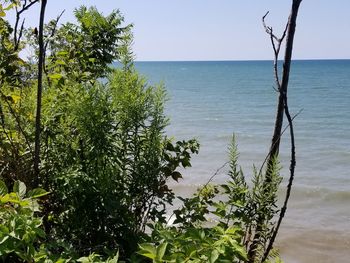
[0,180,48,262]
[41,64,198,256]
[0,5,199,258]
[138,136,282,263]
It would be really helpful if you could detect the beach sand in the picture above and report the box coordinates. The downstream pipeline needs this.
[278,228,350,263]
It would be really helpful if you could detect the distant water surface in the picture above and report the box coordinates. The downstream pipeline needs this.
[134,60,350,263]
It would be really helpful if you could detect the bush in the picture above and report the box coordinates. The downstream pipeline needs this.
[0,180,48,262]
[138,136,282,263]
[41,65,198,256]
[0,5,199,258]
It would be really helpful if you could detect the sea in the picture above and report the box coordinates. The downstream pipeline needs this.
[134,60,350,263]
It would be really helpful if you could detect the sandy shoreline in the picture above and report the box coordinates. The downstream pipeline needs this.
[278,227,350,263]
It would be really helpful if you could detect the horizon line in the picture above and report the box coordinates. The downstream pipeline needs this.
[133,58,350,63]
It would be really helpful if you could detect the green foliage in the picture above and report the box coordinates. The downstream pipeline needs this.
[42,6,129,82]
[0,17,25,86]
[0,80,36,187]
[0,4,199,258]
[0,179,48,262]
[0,3,37,188]
[77,252,120,263]
[0,3,285,262]
[138,180,248,262]
[137,135,283,263]
[140,224,247,263]
[173,184,219,227]
[0,179,120,262]
[40,63,199,256]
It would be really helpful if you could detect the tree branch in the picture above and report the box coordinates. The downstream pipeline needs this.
[14,0,40,49]
[262,11,289,90]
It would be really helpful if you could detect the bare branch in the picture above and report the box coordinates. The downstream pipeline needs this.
[201,160,230,190]
[281,19,290,43]
[262,11,285,89]
[18,0,39,16]
[262,11,279,42]
[44,9,65,53]
[14,0,40,48]
[14,18,25,50]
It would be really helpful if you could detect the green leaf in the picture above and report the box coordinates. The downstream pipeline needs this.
[13,181,26,198]
[8,94,21,104]
[171,171,183,182]
[0,180,8,196]
[138,243,157,260]
[56,51,69,56]
[55,60,66,66]
[4,3,16,11]
[225,227,238,235]
[48,73,63,80]
[5,193,20,203]
[27,188,49,199]
[181,157,191,168]
[106,251,119,263]
[0,194,10,203]
[0,225,9,234]
[34,228,46,238]
[232,244,247,261]
[0,236,9,245]
[210,249,219,263]
[156,242,167,260]
[19,200,30,206]
[166,141,175,151]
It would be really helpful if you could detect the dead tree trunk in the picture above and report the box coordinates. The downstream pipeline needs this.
[33,0,47,184]
[267,0,302,165]
[247,0,303,262]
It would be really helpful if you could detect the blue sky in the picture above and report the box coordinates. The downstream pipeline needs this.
[6,0,350,61]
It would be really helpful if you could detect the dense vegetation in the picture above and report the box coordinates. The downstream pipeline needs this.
[0,1,301,262]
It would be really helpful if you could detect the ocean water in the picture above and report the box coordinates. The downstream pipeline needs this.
[135,60,350,262]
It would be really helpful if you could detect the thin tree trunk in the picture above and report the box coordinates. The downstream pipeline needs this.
[247,1,302,262]
[33,0,47,184]
[267,0,302,167]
